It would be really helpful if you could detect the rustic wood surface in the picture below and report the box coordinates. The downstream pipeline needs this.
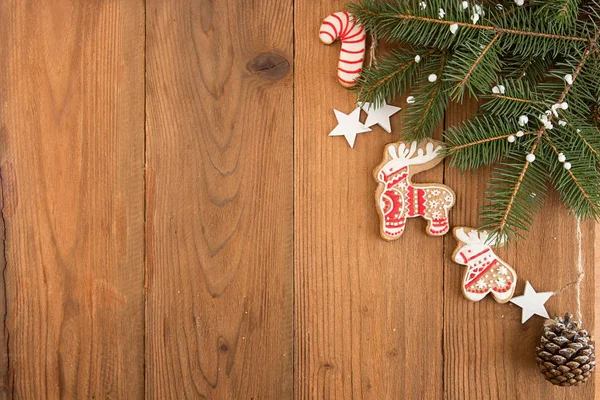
[145,0,293,398]
[0,0,146,398]
[0,0,596,399]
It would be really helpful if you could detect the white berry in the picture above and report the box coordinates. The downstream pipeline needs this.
[518,115,529,126]
[439,8,445,18]
[558,120,567,126]
[516,130,524,137]
[515,0,524,5]
[428,74,438,82]
[462,1,469,9]
[558,153,566,162]
[507,135,516,143]
[415,55,421,63]
[406,96,416,104]
[564,74,573,85]
[450,24,459,34]
[526,153,536,163]
[560,102,569,110]
[564,162,572,170]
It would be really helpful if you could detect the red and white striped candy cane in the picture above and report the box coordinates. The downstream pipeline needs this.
[319,11,366,88]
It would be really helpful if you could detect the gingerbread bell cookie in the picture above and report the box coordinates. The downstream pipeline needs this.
[452,227,517,303]
[319,11,367,88]
[374,140,456,240]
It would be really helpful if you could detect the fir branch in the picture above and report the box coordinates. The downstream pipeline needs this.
[481,78,548,117]
[355,48,436,104]
[543,135,600,217]
[483,40,596,239]
[492,94,532,103]
[444,115,535,169]
[533,0,581,28]
[480,149,550,242]
[451,131,534,151]
[348,0,600,244]
[350,0,593,58]
[557,45,593,103]
[567,121,600,161]
[505,54,554,84]
[495,140,540,238]
[448,32,503,100]
[404,51,449,140]
[380,14,588,43]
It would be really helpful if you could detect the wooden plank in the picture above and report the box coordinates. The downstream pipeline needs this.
[593,224,600,399]
[145,0,294,398]
[294,3,444,398]
[0,0,146,397]
[596,224,600,399]
[443,100,596,399]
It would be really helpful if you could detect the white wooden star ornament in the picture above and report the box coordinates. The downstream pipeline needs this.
[510,281,553,323]
[360,101,401,133]
[329,107,371,148]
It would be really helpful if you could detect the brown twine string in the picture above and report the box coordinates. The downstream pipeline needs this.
[368,34,378,67]
[553,219,584,322]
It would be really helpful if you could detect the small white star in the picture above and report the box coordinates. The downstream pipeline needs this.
[360,101,401,133]
[510,281,553,323]
[329,108,371,148]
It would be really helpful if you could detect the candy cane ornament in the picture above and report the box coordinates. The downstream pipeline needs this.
[319,11,366,88]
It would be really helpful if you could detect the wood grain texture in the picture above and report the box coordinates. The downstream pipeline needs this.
[145,0,293,398]
[0,1,597,398]
[443,99,596,399]
[295,3,444,398]
[0,0,146,398]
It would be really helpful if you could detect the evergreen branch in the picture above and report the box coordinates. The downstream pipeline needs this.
[348,0,600,244]
[451,131,534,151]
[491,94,534,103]
[404,52,449,140]
[385,14,589,42]
[450,32,503,99]
[505,54,554,83]
[533,0,581,28]
[567,121,600,160]
[544,135,600,214]
[484,40,595,239]
[515,58,533,80]
[557,45,594,103]
[496,140,540,238]
[355,48,436,104]
[480,150,550,242]
[445,115,535,169]
[481,78,548,117]
[350,1,591,43]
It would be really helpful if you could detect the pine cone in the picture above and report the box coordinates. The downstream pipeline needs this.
[536,313,596,386]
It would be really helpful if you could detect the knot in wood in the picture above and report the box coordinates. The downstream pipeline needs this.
[248,53,290,80]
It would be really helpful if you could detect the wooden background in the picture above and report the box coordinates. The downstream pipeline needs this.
[0,0,596,398]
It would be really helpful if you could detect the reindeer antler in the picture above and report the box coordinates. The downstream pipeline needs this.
[455,228,487,244]
[387,141,441,166]
[455,228,506,247]
[476,230,489,243]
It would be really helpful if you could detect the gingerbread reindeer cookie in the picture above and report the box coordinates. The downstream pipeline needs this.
[452,227,517,303]
[374,140,455,240]
[319,11,366,88]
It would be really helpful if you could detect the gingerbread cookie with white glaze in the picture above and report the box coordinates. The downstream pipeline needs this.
[374,139,456,241]
[452,227,517,303]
